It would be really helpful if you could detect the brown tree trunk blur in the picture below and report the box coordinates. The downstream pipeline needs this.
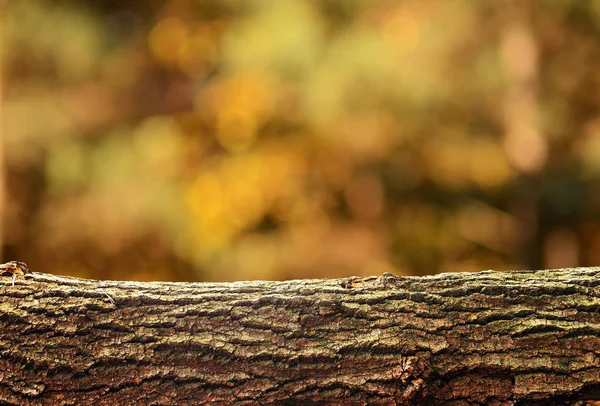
[1,268,600,405]
[0,5,6,262]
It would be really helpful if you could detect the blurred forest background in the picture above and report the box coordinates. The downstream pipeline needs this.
[2,0,600,282]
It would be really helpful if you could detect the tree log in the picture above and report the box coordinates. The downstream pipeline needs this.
[1,267,600,405]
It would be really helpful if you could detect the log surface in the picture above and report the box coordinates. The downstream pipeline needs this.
[1,268,600,405]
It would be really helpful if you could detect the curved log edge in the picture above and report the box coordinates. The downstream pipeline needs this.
[1,267,600,405]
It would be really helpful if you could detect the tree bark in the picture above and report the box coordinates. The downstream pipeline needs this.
[1,268,600,405]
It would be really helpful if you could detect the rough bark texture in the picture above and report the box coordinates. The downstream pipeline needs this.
[1,268,600,405]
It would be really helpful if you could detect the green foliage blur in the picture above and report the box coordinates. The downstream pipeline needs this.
[2,0,600,281]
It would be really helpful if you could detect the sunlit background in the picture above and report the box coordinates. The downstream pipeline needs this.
[1,0,600,281]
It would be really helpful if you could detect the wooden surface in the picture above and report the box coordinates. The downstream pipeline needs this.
[1,267,599,405]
